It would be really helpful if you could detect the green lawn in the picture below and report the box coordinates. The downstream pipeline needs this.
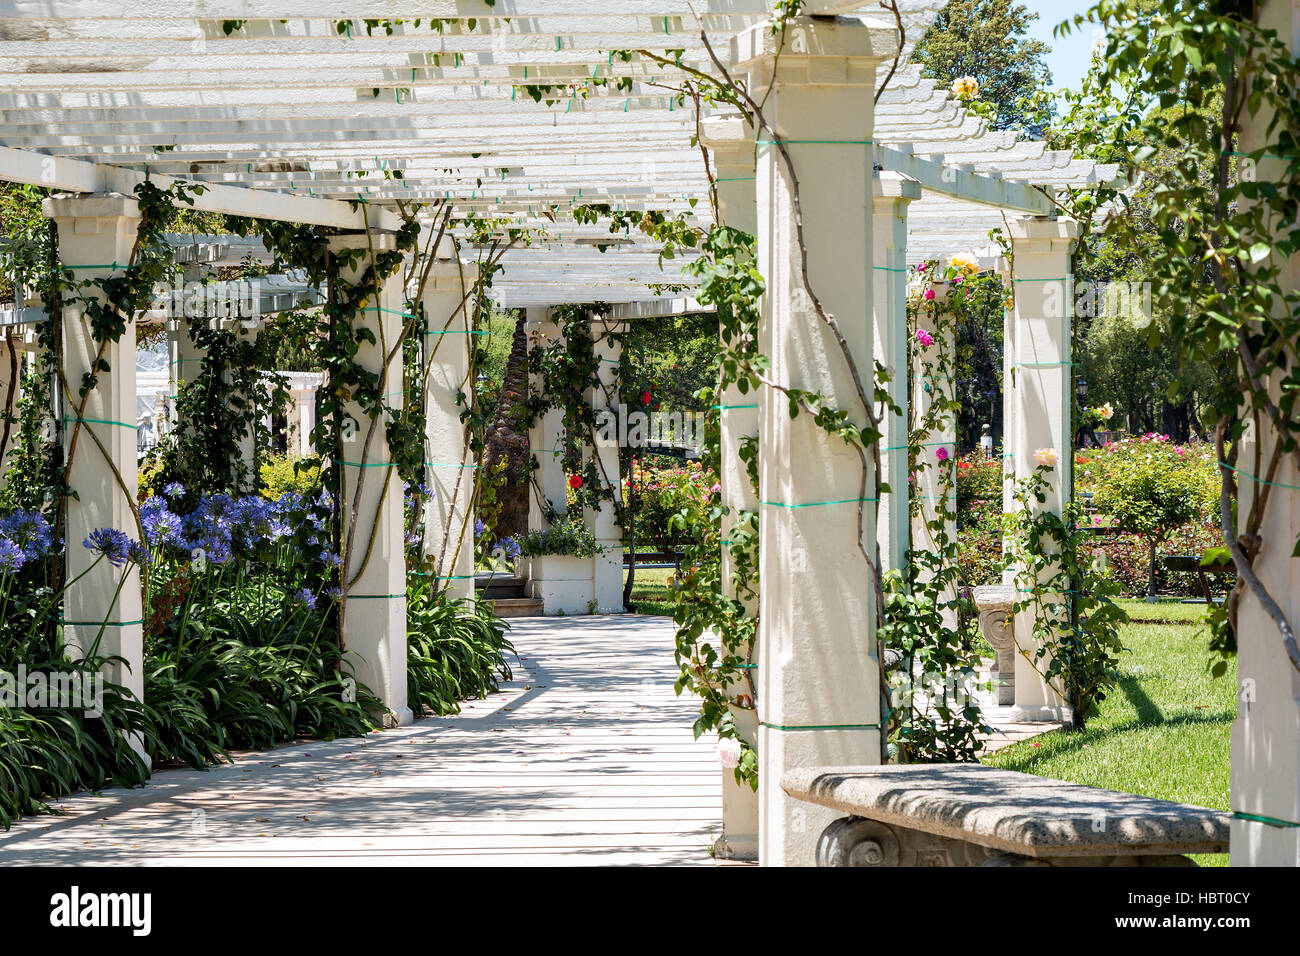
[624,566,676,616]
[985,598,1234,865]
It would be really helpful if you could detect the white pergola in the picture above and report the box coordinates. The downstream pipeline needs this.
[16,1,1293,873]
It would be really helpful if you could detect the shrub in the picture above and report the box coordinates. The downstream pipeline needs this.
[626,462,718,552]
[518,515,601,558]
[1089,435,1219,597]
[259,455,322,500]
[406,578,515,716]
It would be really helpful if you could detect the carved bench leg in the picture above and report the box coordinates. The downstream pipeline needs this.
[817,817,1001,866]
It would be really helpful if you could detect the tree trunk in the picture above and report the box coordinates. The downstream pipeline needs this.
[483,311,531,540]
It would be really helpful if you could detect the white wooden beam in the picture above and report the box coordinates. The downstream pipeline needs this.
[875,144,1055,215]
[0,145,398,229]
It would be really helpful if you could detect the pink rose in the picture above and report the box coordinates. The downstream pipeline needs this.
[923,289,936,301]
[916,328,934,347]
[936,447,950,462]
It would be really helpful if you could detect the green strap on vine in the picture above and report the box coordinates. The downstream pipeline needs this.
[1015,361,1074,368]
[61,619,144,627]
[60,262,122,270]
[1219,461,1300,492]
[346,593,405,600]
[63,416,137,431]
[424,329,487,336]
[760,496,878,509]
[713,403,757,410]
[760,720,884,732]
[757,139,874,146]
[1233,810,1300,828]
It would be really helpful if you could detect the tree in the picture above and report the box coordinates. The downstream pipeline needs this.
[912,0,1052,132]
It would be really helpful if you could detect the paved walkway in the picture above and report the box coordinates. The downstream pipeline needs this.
[0,616,722,866]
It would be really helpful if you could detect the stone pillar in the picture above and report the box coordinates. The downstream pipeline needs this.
[737,15,894,867]
[702,113,761,861]
[419,259,478,603]
[1230,0,1300,866]
[328,233,409,727]
[587,319,624,614]
[1002,217,1078,722]
[873,173,920,573]
[44,193,145,717]
[910,278,957,631]
[523,308,595,614]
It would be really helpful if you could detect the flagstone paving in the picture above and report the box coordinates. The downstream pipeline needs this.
[0,615,723,866]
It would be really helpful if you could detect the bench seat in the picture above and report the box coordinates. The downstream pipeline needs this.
[783,764,1230,866]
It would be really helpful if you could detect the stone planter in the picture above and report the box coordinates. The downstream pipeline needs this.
[526,554,595,615]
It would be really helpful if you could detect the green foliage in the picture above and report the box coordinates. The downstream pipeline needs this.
[517,515,601,558]
[259,455,322,501]
[406,578,515,716]
[912,0,1053,131]
[1004,466,1129,730]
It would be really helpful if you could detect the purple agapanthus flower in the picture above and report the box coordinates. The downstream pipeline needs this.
[0,538,25,573]
[128,539,150,566]
[324,587,344,602]
[320,551,342,569]
[141,497,184,547]
[292,587,316,609]
[163,482,185,499]
[0,510,53,560]
[83,527,133,567]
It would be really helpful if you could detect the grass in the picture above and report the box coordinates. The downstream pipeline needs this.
[985,598,1234,865]
[624,566,676,616]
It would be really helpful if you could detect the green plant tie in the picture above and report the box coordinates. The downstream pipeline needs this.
[873,265,909,272]
[361,306,419,320]
[1219,461,1300,492]
[60,262,122,270]
[60,619,144,627]
[760,496,878,509]
[1011,276,1074,282]
[346,593,404,600]
[760,720,884,731]
[1014,361,1073,368]
[712,403,757,410]
[714,176,756,183]
[340,460,395,468]
[1233,810,1300,828]
[425,462,478,469]
[424,329,487,336]
[757,139,874,146]
[64,416,137,430]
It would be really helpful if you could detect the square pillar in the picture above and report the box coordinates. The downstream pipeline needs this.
[910,277,958,631]
[419,258,478,603]
[872,173,921,572]
[524,307,593,614]
[44,193,145,710]
[737,15,896,867]
[587,319,624,614]
[1230,0,1300,865]
[1002,217,1078,722]
[702,113,761,861]
[328,233,409,727]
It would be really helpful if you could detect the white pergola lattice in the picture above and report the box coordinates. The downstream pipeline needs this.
[0,1,1117,304]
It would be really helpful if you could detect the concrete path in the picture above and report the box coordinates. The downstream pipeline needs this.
[0,616,723,866]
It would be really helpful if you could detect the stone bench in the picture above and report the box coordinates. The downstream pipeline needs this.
[783,765,1230,866]
[972,584,1015,705]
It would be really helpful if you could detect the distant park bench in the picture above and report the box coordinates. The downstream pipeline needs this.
[1163,554,1233,605]
[784,764,1229,867]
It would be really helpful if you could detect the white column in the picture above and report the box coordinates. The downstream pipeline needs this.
[523,308,593,614]
[910,278,957,632]
[702,114,761,861]
[1003,217,1077,722]
[738,16,893,867]
[44,193,145,718]
[328,233,409,727]
[1230,0,1300,866]
[419,259,478,603]
[588,320,624,614]
[873,173,920,572]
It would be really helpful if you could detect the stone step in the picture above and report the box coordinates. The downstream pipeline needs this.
[475,573,527,600]
[489,597,544,618]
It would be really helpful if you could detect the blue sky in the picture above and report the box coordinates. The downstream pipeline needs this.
[1023,0,1103,91]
